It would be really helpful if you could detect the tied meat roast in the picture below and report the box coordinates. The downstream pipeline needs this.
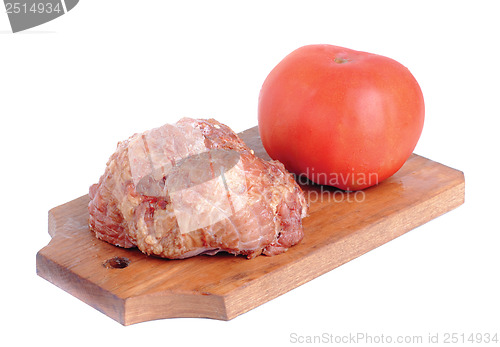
[88,118,307,259]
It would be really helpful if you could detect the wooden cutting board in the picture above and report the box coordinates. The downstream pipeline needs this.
[36,126,465,325]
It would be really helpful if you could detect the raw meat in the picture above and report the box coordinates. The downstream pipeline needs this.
[88,118,308,259]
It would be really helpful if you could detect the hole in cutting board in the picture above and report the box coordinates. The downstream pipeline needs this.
[103,256,130,269]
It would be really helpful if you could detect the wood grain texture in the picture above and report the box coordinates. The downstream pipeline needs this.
[36,126,465,325]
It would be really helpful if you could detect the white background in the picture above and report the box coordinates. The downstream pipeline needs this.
[1,0,499,345]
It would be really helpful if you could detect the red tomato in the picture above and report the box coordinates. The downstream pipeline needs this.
[258,44,425,190]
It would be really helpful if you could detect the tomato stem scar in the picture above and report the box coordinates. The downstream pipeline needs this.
[334,57,349,64]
